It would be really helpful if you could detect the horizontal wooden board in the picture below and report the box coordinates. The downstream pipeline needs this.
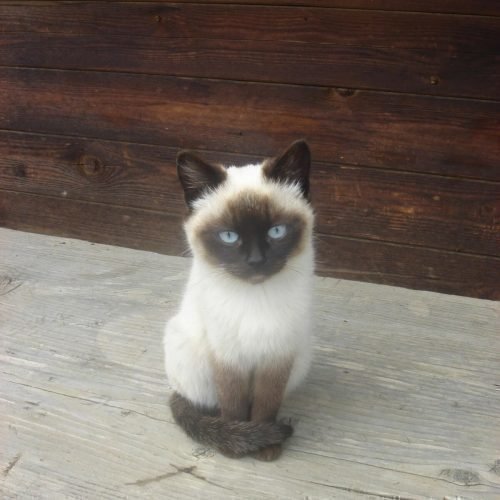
[0,67,498,180]
[152,0,500,15]
[1,190,499,299]
[0,131,184,214]
[3,3,498,45]
[1,131,499,256]
[316,234,500,300]
[313,166,500,256]
[0,189,186,255]
[2,32,498,100]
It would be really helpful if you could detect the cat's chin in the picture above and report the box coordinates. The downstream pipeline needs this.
[246,274,269,284]
[223,269,274,284]
[226,266,285,284]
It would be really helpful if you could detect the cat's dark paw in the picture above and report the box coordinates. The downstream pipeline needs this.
[220,449,246,459]
[277,417,294,438]
[253,444,283,461]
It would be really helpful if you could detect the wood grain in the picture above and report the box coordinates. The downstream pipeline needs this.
[1,228,499,498]
[0,67,498,180]
[1,190,499,299]
[2,3,497,46]
[317,234,500,300]
[313,166,500,256]
[1,131,499,256]
[0,189,186,255]
[152,0,500,15]
[0,131,183,212]
[2,32,498,100]
[1,3,498,99]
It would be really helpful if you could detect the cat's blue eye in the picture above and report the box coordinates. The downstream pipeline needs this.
[218,230,239,244]
[268,224,287,240]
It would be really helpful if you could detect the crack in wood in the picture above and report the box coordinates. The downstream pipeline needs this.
[182,464,233,491]
[9,380,170,424]
[125,466,192,486]
[125,464,232,491]
[0,281,23,296]
[307,480,416,500]
[294,448,497,490]
[3,454,21,477]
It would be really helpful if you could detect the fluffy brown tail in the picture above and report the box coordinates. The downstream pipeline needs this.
[169,392,293,457]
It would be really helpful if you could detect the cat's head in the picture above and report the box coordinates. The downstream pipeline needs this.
[177,140,314,283]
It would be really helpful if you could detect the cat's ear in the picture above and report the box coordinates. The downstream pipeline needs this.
[177,151,227,209]
[264,140,311,199]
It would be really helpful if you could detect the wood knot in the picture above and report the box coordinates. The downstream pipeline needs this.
[439,468,480,486]
[478,204,494,218]
[490,459,500,476]
[0,275,13,289]
[12,163,27,178]
[78,155,104,178]
[336,88,356,97]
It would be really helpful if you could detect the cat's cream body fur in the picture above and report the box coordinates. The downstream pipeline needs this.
[163,163,314,408]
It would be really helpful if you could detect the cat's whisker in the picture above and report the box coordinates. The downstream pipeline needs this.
[192,267,231,288]
[313,257,329,266]
[312,233,331,246]
[286,265,306,277]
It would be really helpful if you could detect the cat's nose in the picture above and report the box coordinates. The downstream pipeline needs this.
[247,243,265,266]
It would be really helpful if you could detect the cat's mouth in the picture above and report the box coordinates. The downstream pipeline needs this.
[224,260,286,284]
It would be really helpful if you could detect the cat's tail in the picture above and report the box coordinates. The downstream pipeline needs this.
[169,392,293,457]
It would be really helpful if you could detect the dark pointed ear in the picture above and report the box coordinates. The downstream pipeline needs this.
[176,151,227,209]
[264,140,311,199]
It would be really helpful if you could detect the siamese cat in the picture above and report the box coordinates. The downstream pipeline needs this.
[163,140,314,461]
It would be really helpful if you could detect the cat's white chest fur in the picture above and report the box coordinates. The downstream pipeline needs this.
[164,249,314,407]
[193,254,312,365]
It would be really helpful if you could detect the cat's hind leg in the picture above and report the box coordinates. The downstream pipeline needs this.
[163,315,218,408]
[211,358,251,421]
[250,358,294,461]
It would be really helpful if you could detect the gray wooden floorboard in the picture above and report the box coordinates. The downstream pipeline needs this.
[1,228,499,499]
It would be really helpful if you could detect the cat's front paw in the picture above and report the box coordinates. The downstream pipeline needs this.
[254,444,283,461]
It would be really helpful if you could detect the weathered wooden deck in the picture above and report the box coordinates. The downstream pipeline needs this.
[1,228,499,499]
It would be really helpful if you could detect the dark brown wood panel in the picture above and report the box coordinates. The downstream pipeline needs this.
[163,1,500,15]
[2,3,498,99]
[1,131,498,256]
[0,131,184,213]
[3,1,497,26]
[3,3,499,45]
[0,67,498,180]
[1,189,498,299]
[2,32,498,100]
[313,166,500,256]
[0,188,184,255]
[316,234,500,300]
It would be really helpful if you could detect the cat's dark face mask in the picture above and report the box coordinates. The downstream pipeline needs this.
[199,196,306,283]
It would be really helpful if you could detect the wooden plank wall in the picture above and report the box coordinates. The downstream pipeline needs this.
[0,1,499,299]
